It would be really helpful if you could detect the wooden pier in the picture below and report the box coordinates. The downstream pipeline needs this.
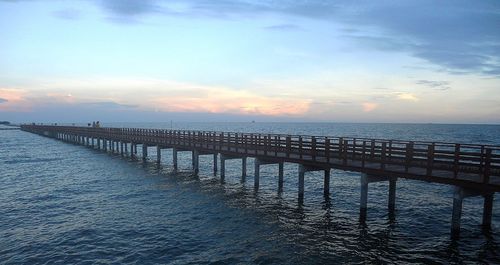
[21,124,500,237]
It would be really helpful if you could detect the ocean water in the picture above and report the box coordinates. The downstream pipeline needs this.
[1,123,499,264]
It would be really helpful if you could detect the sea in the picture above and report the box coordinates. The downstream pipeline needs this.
[1,122,499,264]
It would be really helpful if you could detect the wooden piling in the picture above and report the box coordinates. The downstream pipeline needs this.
[213,153,218,176]
[278,162,284,192]
[142,144,148,161]
[173,147,178,170]
[254,159,260,190]
[157,146,161,164]
[483,194,493,229]
[324,169,330,196]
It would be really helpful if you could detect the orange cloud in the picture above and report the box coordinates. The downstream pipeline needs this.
[362,102,378,112]
[397,93,419,102]
[0,88,30,111]
[151,87,311,116]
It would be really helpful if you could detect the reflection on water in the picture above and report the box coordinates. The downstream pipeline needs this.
[1,123,499,264]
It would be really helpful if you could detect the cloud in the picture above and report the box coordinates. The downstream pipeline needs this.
[339,1,500,76]
[151,86,311,116]
[397,93,419,102]
[264,24,301,31]
[100,0,159,16]
[83,101,137,109]
[90,0,500,76]
[52,8,82,20]
[416,80,451,91]
[1,77,312,117]
[362,102,378,112]
[0,88,30,111]
[416,80,449,87]
[6,0,499,76]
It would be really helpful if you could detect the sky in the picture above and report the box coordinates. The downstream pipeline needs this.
[1,0,500,123]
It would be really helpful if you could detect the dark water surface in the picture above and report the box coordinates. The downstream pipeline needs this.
[1,123,499,264]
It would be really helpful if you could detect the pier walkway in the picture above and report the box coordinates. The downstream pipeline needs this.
[21,124,500,237]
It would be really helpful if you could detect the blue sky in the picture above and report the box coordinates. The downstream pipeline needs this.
[1,0,499,123]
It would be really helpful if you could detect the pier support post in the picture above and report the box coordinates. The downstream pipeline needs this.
[142,144,148,161]
[450,186,494,238]
[120,142,124,156]
[157,146,161,164]
[254,159,260,190]
[97,139,101,150]
[324,169,331,196]
[221,156,226,181]
[451,187,464,237]
[193,150,199,175]
[388,177,397,212]
[278,162,284,192]
[173,147,178,170]
[220,154,247,182]
[483,194,494,229]
[242,157,247,181]
[297,164,330,202]
[360,175,369,222]
[213,153,218,176]
[359,174,398,222]
[254,159,285,192]
[104,139,108,151]
[298,165,305,200]
[131,143,136,159]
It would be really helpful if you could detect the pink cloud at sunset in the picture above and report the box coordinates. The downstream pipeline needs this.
[362,102,378,112]
[150,87,311,116]
[0,88,30,111]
